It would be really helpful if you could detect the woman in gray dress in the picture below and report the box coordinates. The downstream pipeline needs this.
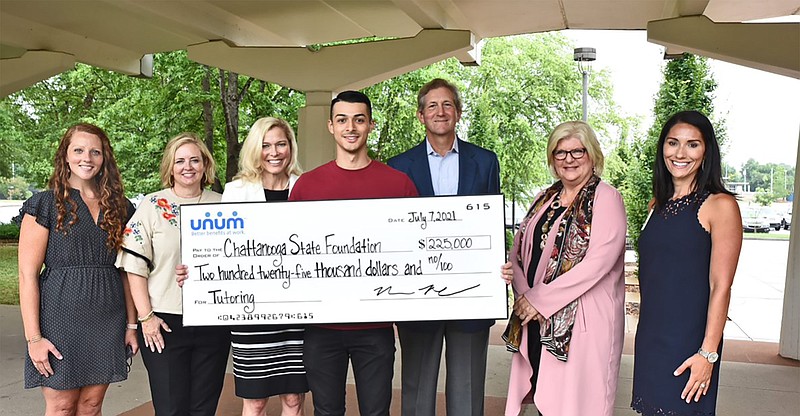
[17,123,137,415]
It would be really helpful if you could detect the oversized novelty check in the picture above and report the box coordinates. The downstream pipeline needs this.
[180,194,508,326]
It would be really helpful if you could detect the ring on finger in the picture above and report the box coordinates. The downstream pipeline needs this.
[700,383,706,388]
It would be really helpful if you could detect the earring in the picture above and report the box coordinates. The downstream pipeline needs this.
[702,159,706,170]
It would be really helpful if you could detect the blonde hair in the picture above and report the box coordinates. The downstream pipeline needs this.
[546,121,604,178]
[234,117,302,183]
[159,133,217,188]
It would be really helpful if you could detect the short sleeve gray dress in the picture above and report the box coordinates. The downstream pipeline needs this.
[18,189,134,389]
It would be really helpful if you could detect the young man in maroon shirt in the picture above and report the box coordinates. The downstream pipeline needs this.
[289,90,417,416]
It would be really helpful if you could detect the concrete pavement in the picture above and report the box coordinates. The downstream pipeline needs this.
[1,304,797,415]
[1,238,796,415]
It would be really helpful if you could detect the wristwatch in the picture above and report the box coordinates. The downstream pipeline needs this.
[698,348,719,363]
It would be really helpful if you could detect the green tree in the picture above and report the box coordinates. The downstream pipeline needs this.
[617,53,722,257]
[464,34,624,203]
[3,33,622,207]
[754,188,777,206]
[364,67,440,161]
[742,160,795,200]
[0,177,33,200]
[1,51,304,196]
[721,160,742,183]
[367,33,623,206]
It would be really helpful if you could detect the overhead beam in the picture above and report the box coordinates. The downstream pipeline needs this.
[1,12,155,78]
[187,29,474,92]
[648,15,800,78]
[704,0,800,22]
[107,0,294,46]
[0,51,74,97]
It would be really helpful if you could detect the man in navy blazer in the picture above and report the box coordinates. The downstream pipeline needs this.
[387,78,500,416]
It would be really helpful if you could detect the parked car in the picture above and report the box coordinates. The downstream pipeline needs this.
[741,206,771,233]
[761,207,784,231]
[783,208,792,230]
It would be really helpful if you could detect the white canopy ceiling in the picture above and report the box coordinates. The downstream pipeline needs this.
[1,0,798,96]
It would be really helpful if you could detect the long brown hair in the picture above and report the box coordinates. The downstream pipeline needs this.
[48,123,128,251]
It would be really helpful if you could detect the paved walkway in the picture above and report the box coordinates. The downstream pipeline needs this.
[1,305,797,415]
[0,236,794,415]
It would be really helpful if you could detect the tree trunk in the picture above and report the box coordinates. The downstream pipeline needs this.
[218,70,253,183]
[202,66,222,193]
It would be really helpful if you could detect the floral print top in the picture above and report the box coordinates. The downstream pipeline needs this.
[116,188,221,314]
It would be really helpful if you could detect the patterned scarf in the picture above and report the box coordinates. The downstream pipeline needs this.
[519,174,599,361]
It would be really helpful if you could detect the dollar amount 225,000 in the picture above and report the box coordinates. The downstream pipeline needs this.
[418,235,492,251]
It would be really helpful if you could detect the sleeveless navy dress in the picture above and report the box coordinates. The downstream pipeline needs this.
[632,191,722,416]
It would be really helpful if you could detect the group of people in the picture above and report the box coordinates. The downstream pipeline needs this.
[17,75,742,416]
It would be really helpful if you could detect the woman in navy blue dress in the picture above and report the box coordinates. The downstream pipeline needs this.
[632,111,742,416]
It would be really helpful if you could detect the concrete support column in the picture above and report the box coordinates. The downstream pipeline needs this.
[297,91,335,171]
[779,134,800,360]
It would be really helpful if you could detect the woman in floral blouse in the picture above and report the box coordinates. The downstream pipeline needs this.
[116,133,230,415]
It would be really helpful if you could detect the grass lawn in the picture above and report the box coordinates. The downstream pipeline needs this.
[0,244,19,305]
[743,232,790,241]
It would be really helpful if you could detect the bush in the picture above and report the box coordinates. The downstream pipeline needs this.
[0,223,20,240]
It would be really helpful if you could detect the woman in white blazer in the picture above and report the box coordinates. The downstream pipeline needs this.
[223,117,308,416]
[222,117,302,202]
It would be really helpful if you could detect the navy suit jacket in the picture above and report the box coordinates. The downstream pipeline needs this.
[388,138,501,332]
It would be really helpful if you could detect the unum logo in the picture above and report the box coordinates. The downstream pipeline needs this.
[190,211,244,230]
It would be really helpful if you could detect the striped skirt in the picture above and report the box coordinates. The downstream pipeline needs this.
[230,325,309,398]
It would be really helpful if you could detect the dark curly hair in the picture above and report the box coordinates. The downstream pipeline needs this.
[48,123,128,251]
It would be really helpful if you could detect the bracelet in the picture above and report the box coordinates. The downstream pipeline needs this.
[137,310,155,323]
[27,335,43,344]
[126,323,138,330]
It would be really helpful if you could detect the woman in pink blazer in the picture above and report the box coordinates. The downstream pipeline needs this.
[501,121,627,416]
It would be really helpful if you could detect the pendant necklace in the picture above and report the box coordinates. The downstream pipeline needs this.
[540,193,564,250]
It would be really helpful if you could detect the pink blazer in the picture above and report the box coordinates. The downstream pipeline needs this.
[505,181,627,416]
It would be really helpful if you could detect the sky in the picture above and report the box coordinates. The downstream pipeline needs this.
[562,29,800,169]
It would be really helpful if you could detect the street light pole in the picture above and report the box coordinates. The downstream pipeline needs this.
[573,47,596,122]
[581,69,589,122]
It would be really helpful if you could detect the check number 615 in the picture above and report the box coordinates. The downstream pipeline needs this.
[465,202,491,210]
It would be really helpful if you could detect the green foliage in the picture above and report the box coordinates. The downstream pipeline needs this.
[616,53,722,257]
[744,231,789,241]
[367,33,624,204]
[721,161,743,182]
[0,177,33,200]
[754,187,778,206]
[0,101,20,177]
[505,228,515,251]
[0,223,20,239]
[464,34,625,203]
[0,245,19,305]
[3,33,624,208]
[742,159,794,200]
[364,69,434,161]
[1,51,304,196]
